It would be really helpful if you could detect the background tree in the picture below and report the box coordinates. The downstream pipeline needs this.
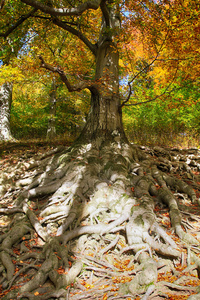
[0,3,37,141]
[0,68,13,141]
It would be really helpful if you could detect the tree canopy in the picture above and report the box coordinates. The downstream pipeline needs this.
[1,0,200,107]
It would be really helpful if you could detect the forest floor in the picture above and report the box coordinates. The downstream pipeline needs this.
[0,140,200,300]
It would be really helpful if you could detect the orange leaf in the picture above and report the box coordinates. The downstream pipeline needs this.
[103,293,108,300]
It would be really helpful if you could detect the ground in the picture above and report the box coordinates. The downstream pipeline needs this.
[0,139,200,300]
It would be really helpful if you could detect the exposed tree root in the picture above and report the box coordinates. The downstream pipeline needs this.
[0,140,200,299]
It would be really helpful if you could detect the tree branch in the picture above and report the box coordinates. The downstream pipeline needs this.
[0,8,38,38]
[18,1,98,55]
[21,0,101,17]
[0,0,5,10]
[39,55,92,92]
[100,0,110,27]
[119,57,158,108]
[120,28,171,108]
[122,61,179,107]
[52,18,97,56]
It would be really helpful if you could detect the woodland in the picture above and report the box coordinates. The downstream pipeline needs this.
[0,0,200,299]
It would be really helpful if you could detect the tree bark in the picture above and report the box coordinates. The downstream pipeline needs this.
[79,41,126,142]
[46,79,57,141]
[0,82,14,142]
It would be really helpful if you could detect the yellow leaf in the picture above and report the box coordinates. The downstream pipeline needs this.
[34,291,39,296]
[119,59,124,68]
[85,283,94,289]
[103,293,108,300]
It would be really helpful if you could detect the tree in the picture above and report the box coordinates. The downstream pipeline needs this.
[0,1,200,299]
[0,45,16,141]
[0,4,37,141]
[46,77,57,140]
[31,1,125,143]
[0,80,13,141]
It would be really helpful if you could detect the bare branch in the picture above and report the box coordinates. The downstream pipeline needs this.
[39,55,92,92]
[122,88,171,107]
[120,28,171,108]
[0,0,5,10]
[119,57,158,108]
[21,0,101,17]
[123,61,179,107]
[0,8,37,38]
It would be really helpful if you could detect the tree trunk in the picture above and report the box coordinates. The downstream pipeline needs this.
[76,4,126,143]
[78,41,127,143]
[46,79,57,141]
[0,82,14,142]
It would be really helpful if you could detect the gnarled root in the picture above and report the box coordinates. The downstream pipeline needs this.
[0,142,200,299]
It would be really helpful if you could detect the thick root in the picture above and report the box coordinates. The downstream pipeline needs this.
[0,141,200,299]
